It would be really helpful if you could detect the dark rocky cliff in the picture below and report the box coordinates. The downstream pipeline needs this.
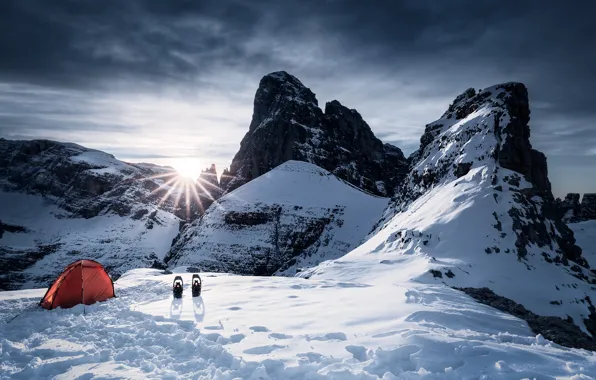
[220,71,408,196]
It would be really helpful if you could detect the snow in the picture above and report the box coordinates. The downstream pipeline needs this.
[1,268,595,379]
[306,166,596,330]
[569,220,596,268]
[70,150,132,174]
[302,83,596,337]
[0,191,181,288]
[167,161,389,275]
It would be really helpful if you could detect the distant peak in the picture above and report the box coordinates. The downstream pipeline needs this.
[201,164,217,175]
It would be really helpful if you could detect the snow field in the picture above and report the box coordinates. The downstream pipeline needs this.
[2,268,595,379]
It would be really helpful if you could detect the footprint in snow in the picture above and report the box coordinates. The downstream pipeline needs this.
[249,326,270,332]
[307,332,347,341]
[296,352,325,363]
[243,344,285,355]
[228,306,241,311]
[269,333,292,339]
[204,321,224,330]
[345,345,369,362]
[202,332,245,344]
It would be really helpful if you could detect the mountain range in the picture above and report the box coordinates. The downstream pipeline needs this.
[1,71,595,350]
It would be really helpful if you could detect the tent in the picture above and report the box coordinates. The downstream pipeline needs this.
[40,259,115,310]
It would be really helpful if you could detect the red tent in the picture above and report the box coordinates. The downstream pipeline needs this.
[40,259,115,310]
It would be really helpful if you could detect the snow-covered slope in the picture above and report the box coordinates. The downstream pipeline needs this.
[165,161,389,276]
[305,83,596,345]
[0,191,180,290]
[1,268,595,379]
[570,220,596,269]
[0,139,195,289]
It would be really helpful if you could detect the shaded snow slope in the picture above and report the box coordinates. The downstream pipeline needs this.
[1,268,595,379]
[570,220,596,269]
[0,191,180,290]
[0,139,198,289]
[305,83,596,339]
[165,161,389,276]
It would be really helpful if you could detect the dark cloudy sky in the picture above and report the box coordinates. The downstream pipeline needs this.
[0,0,594,196]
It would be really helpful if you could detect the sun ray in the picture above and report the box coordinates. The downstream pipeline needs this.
[158,178,182,207]
[147,176,179,197]
[189,181,205,215]
[172,178,186,213]
[184,181,191,221]
[137,171,179,182]
[195,179,215,201]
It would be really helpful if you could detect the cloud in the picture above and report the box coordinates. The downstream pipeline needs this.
[0,0,595,194]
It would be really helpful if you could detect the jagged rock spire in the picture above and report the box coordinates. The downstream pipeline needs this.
[222,71,408,196]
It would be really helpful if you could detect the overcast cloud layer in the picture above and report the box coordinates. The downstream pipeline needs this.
[0,0,594,196]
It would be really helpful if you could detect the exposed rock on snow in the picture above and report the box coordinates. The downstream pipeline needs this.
[0,139,199,289]
[1,139,190,219]
[581,194,596,220]
[221,71,408,196]
[195,164,223,214]
[164,161,389,275]
[558,193,596,222]
[456,286,596,351]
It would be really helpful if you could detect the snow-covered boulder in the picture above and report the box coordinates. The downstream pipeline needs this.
[165,161,389,275]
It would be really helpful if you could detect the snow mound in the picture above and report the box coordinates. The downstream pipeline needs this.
[165,161,389,276]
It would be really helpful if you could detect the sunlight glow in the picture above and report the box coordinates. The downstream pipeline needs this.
[171,158,203,180]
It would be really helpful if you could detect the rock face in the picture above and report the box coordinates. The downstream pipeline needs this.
[164,161,389,275]
[221,71,408,196]
[457,287,596,351]
[581,194,596,220]
[304,81,595,347]
[0,139,186,289]
[558,193,596,222]
[393,83,584,266]
[194,164,223,217]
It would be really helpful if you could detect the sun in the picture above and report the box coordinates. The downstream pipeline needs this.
[171,158,202,180]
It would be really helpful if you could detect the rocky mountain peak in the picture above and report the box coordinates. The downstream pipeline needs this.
[222,72,408,196]
[198,164,219,187]
[381,80,586,270]
[558,193,596,222]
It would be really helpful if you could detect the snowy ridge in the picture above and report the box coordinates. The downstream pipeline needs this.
[305,83,596,338]
[165,161,389,276]
[0,139,190,289]
[0,191,180,290]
